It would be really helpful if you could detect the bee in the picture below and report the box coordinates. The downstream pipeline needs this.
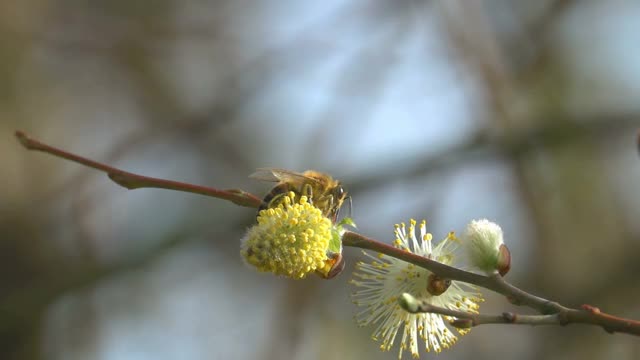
[250,168,348,222]
[250,168,349,279]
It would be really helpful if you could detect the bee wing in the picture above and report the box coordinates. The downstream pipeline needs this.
[249,168,283,182]
[250,168,319,184]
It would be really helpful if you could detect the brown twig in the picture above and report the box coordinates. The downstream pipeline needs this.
[401,298,561,328]
[342,231,640,336]
[14,131,263,208]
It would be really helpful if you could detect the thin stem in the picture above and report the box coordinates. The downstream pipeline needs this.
[343,231,489,285]
[404,299,561,328]
[342,230,640,336]
[15,131,263,208]
[342,231,563,313]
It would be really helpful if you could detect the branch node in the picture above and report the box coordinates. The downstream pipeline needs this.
[541,301,562,314]
[108,173,135,189]
[15,131,32,149]
[502,312,516,323]
[581,304,601,314]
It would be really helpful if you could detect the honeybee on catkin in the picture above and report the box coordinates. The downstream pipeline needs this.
[250,168,349,278]
[250,168,348,222]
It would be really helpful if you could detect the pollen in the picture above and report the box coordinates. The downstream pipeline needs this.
[240,192,333,279]
[351,218,484,359]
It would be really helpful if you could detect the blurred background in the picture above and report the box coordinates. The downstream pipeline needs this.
[3,0,640,359]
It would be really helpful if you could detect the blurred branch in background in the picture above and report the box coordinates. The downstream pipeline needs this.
[348,115,640,196]
[0,226,197,357]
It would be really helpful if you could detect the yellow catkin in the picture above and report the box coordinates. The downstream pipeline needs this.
[240,192,333,279]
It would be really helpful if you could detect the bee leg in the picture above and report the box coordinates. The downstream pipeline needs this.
[326,195,336,220]
[302,183,314,204]
[345,196,352,219]
[267,192,288,208]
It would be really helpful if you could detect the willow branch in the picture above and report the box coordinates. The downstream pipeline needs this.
[15,131,262,208]
[402,298,561,328]
[342,231,640,336]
